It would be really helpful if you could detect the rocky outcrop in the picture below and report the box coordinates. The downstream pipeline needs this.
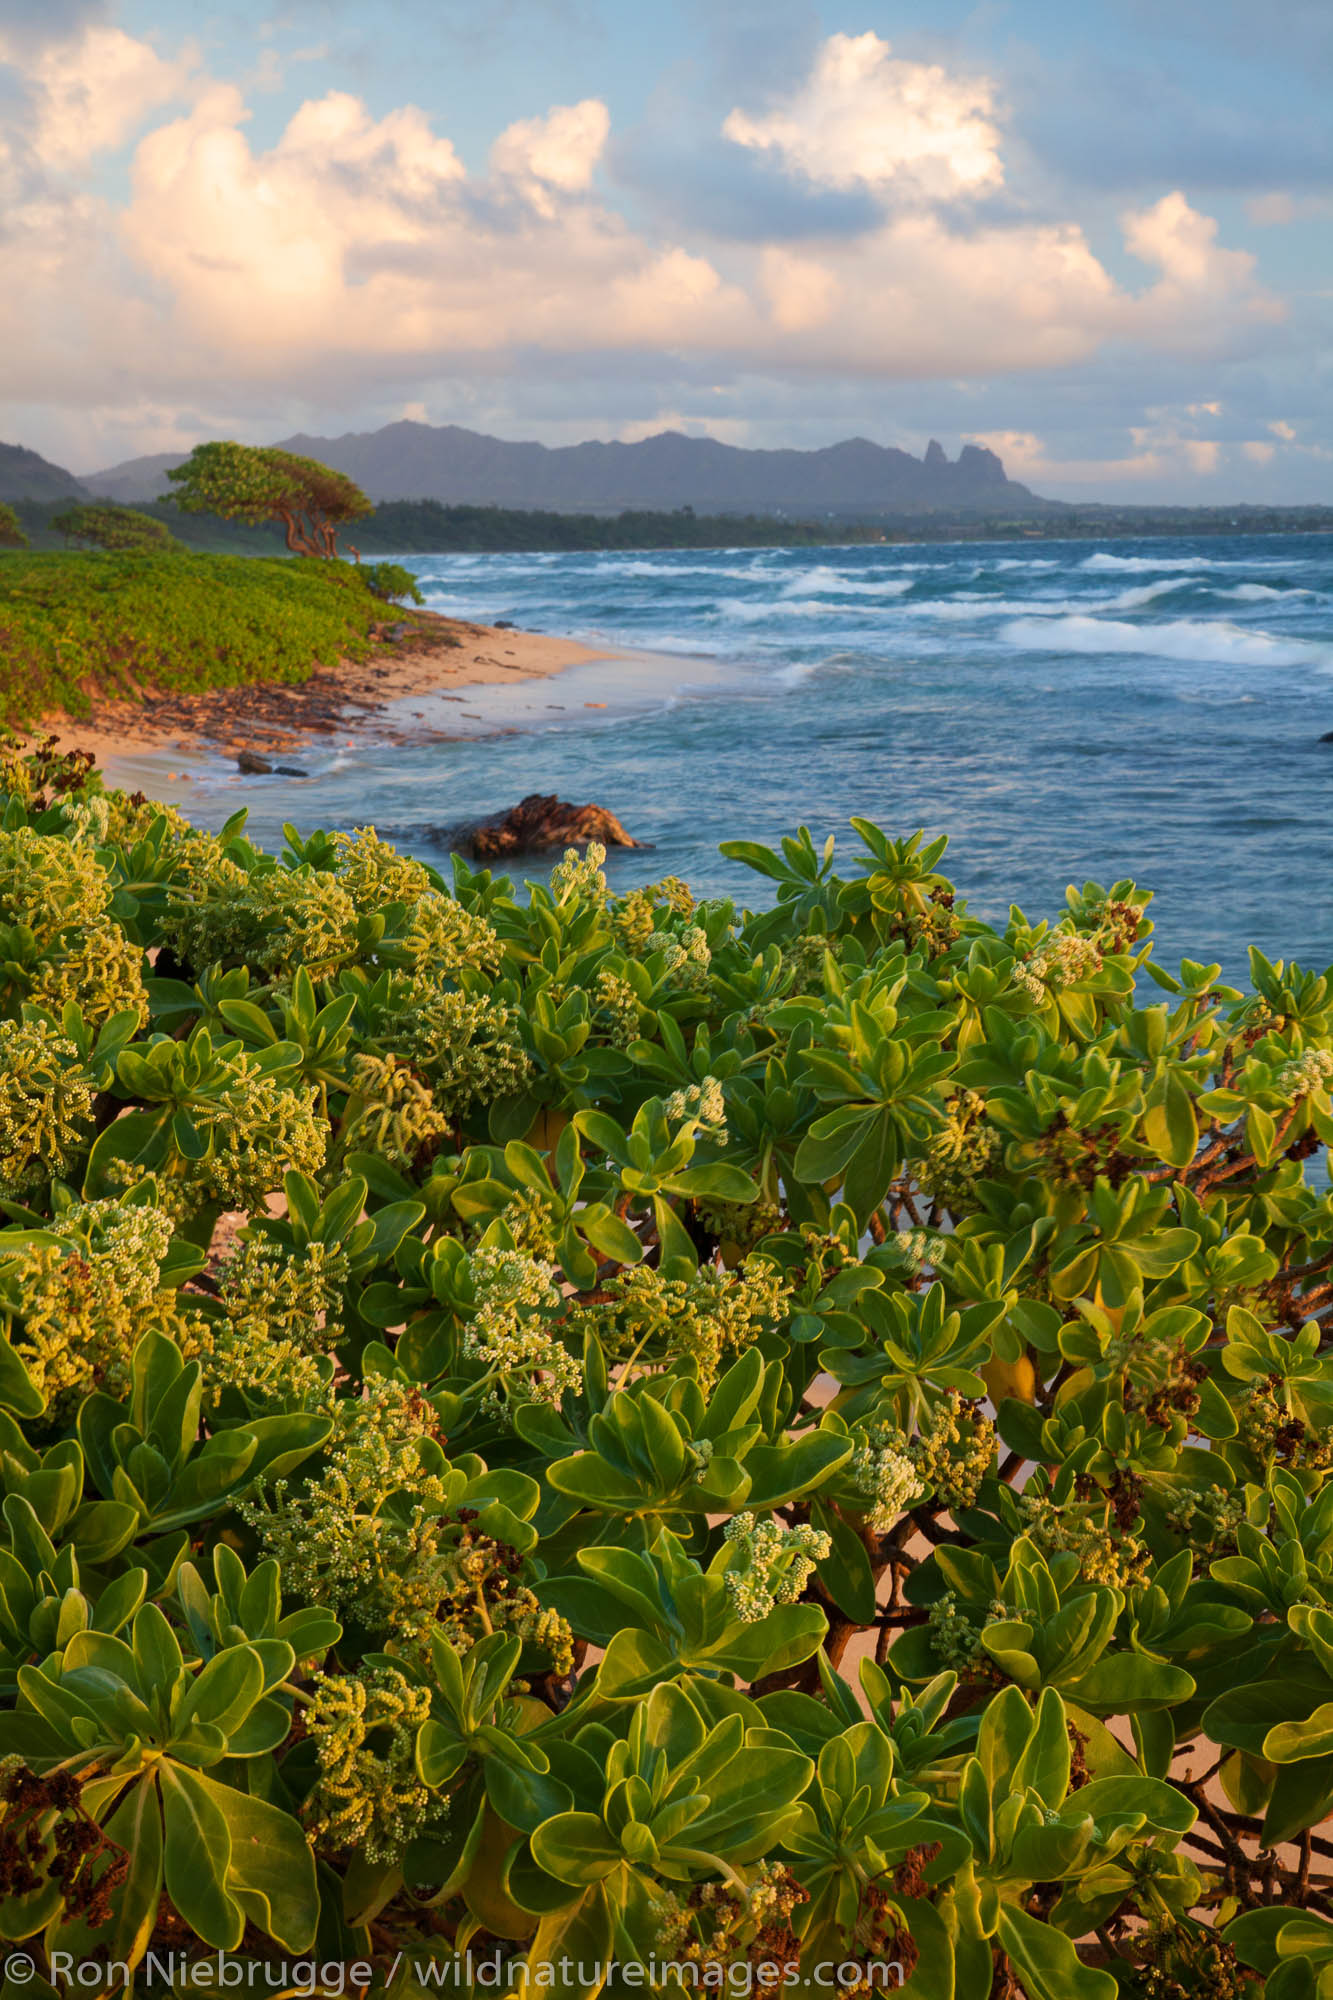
[431,793,643,858]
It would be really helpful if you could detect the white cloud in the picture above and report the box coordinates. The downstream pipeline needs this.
[1120,192,1280,348]
[965,417,1298,492]
[722,31,1003,201]
[113,84,747,374]
[1,23,199,169]
[0,20,1298,480]
[490,98,610,211]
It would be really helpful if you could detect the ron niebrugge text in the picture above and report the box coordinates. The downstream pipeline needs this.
[15,1952,907,1993]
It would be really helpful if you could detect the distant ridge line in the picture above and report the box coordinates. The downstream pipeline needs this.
[82,420,1042,515]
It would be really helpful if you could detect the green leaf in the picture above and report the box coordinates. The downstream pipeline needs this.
[529,1814,622,1885]
[193,1769,319,1950]
[812,1500,877,1624]
[158,1763,242,1949]
[997,1903,1116,2000]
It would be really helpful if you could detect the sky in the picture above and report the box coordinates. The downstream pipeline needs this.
[0,0,1329,500]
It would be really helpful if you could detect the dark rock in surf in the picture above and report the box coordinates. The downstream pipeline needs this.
[430,793,645,859]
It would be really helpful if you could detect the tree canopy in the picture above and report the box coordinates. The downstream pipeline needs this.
[0,504,28,551]
[52,502,178,552]
[164,441,373,558]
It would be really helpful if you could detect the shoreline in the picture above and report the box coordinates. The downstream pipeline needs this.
[35,609,610,772]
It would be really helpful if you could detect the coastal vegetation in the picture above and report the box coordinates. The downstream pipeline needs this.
[0,739,1330,1993]
[50,504,178,553]
[0,552,390,726]
[10,493,1333,559]
[166,442,373,559]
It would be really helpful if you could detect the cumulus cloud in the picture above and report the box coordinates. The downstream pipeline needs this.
[967,407,1311,495]
[490,98,610,208]
[0,16,1303,491]
[0,21,198,168]
[1120,191,1281,347]
[112,82,748,375]
[722,30,1003,201]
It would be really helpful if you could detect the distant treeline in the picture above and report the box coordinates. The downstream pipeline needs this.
[354,500,886,551]
[10,493,1333,557]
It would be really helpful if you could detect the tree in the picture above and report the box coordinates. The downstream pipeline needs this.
[0,503,28,550]
[164,441,372,558]
[51,502,178,552]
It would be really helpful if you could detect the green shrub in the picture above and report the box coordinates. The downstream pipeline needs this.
[0,755,1328,1995]
[50,504,179,553]
[0,504,27,552]
[360,559,426,606]
[0,551,387,722]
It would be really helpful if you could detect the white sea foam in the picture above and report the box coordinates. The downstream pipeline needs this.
[1079,551,1285,574]
[903,597,1068,620]
[1000,613,1333,668]
[1105,578,1200,610]
[592,558,778,580]
[715,595,897,622]
[778,567,914,598]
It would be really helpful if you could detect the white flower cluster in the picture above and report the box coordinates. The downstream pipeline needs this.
[648,925,712,988]
[550,842,608,905]
[0,1022,98,1197]
[892,1228,942,1274]
[3,1195,176,1401]
[1275,1048,1333,1100]
[849,1424,925,1535]
[60,795,111,846]
[721,1509,831,1622]
[664,1075,728,1139]
[1012,930,1104,999]
[461,1246,581,1409]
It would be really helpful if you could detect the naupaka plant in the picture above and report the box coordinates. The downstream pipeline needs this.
[0,739,1328,1995]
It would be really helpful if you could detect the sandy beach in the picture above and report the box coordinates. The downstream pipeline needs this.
[35,609,609,770]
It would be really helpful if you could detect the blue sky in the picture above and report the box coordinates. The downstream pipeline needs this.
[1,0,1329,499]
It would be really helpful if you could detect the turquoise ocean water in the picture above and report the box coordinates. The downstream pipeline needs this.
[158,533,1333,982]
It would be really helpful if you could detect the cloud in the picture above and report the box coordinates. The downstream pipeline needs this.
[490,98,610,206]
[1245,191,1333,227]
[722,30,1003,202]
[0,16,1309,499]
[1118,191,1283,350]
[0,0,107,56]
[0,22,199,169]
[113,82,749,376]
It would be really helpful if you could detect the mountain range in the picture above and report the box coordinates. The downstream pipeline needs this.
[0,442,89,503]
[81,421,1040,515]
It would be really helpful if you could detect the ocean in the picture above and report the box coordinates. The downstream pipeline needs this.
[168,532,1333,983]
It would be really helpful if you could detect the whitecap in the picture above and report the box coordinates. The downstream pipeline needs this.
[1000,613,1333,669]
[778,567,915,598]
[1105,578,1201,610]
[903,597,1068,620]
[1079,551,1285,574]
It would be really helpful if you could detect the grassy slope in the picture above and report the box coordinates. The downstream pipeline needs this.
[0,551,384,726]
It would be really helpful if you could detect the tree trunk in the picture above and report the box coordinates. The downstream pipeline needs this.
[276,507,320,559]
